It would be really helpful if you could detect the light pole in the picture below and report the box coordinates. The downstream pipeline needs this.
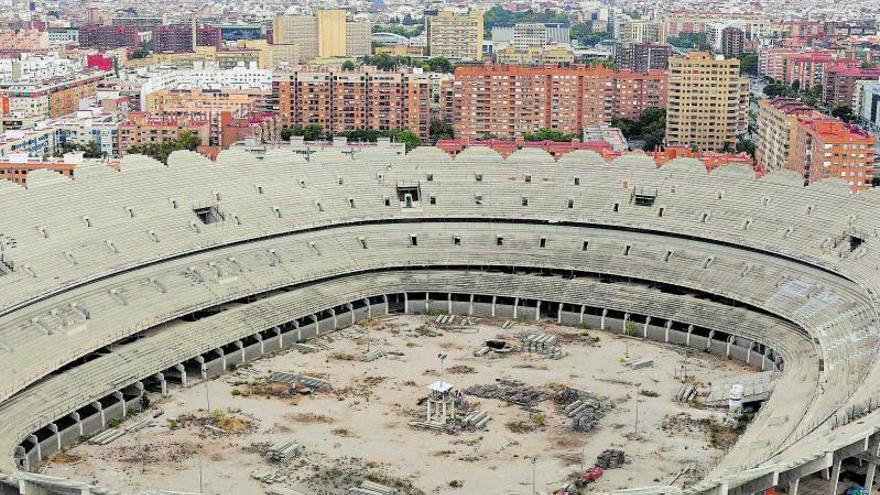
[634,383,641,436]
[438,353,447,379]
[204,379,211,413]
[531,457,537,495]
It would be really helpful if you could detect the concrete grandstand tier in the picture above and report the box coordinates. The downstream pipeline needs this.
[1,147,880,495]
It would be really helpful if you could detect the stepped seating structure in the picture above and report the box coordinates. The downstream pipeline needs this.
[0,147,880,494]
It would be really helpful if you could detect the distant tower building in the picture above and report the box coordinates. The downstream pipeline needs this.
[426,10,484,61]
[665,52,749,151]
[721,26,745,59]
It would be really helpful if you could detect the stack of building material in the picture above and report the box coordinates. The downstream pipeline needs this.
[349,480,397,494]
[266,487,306,495]
[624,358,653,370]
[267,439,300,462]
[462,410,492,430]
[292,343,320,354]
[521,332,564,359]
[250,469,287,484]
[361,350,385,362]
[562,390,615,432]
[88,428,125,445]
[473,346,490,357]
[501,321,514,330]
[298,375,331,391]
[675,384,699,403]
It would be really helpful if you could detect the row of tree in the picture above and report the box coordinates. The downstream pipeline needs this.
[126,131,202,164]
[357,54,454,73]
[483,6,570,34]
[612,107,666,151]
[280,125,423,151]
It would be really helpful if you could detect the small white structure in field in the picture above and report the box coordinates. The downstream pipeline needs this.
[426,381,456,425]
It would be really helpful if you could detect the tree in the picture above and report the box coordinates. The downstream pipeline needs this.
[302,124,324,141]
[429,119,455,141]
[639,107,667,150]
[522,128,575,142]
[483,6,569,32]
[667,32,709,50]
[127,131,202,164]
[342,60,356,71]
[388,130,420,152]
[739,53,758,75]
[426,56,453,73]
[130,41,153,59]
[735,138,756,159]
[831,105,855,123]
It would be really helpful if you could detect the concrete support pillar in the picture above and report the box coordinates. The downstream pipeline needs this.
[865,436,880,494]
[274,327,282,350]
[154,372,167,395]
[828,458,842,495]
[404,292,409,313]
[69,412,82,438]
[686,325,694,347]
[579,305,585,324]
[195,356,206,379]
[469,294,475,316]
[726,337,733,358]
[114,391,125,417]
[762,352,769,371]
[665,320,672,343]
[623,312,630,334]
[746,341,753,363]
[14,446,27,472]
[536,300,541,321]
[557,304,563,324]
[513,298,520,319]
[294,320,301,342]
[92,401,104,428]
[425,292,430,313]
[364,298,371,319]
[491,296,497,317]
[347,302,355,326]
[256,334,264,356]
[27,435,40,463]
[329,308,337,330]
[49,423,60,450]
[707,330,715,351]
[235,340,245,362]
[218,349,226,372]
[447,293,452,314]
[718,482,729,495]
[789,477,800,495]
[643,316,651,338]
[175,364,186,386]
[382,294,389,315]
[601,308,608,330]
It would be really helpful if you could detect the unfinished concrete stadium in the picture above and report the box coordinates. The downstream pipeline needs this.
[0,145,878,495]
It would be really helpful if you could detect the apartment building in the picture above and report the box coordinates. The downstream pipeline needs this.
[152,25,222,54]
[617,20,665,43]
[755,98,822,172]
[853,80,880,131]
[783,52,858,89]
[494,45,574,66]
[447,66,667,140]
[79,25,141,50]
[720,27,745,59]
[272,11,371,63]
[0,72,106,121]
[491,23,569,48]
[758,48,801,80]
[791,117,875,191]
[272,69,432,138]
[665,52,749,152]
[0,157,76,186]
[426,10,484,61]
[0,28,48,52]
[823,66,880,109]
[614,42,670,72]
[124,47,262,71]
[117,112,210,156]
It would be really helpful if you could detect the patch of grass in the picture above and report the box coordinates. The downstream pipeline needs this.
[329,351,357,361]
[640,389,659,398]
[448,480,464,488]
[448,365,476,374]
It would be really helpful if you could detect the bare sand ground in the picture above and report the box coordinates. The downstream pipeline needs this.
[43,315,755,495]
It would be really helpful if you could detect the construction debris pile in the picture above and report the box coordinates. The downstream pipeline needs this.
[349,479,398,495]
[596,449,626,469]
[674,383,700,403]
[267,438,301,462]
[464,379,552,410]
[520,331,565,359]
[558,387,615,432]
[270,372,332,392]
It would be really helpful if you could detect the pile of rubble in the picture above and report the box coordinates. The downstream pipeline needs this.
[464,379,552,409]
[559,387,615,432]
[596,449,626,469]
